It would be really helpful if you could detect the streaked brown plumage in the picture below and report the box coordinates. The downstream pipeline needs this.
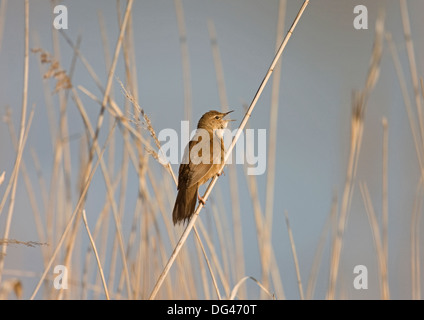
[172,110,234,225]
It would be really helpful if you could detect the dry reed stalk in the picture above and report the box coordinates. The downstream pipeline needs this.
[55,34,81,300]
[148,0,309,299]
[140,215,163,300]
[30,149,49,233]
[327,95,364,300]
[146,169,179,246]
[81,181,116,299]
[72,88,133,298]
[119,81,178,184]
[58,36,76,218]
[61,4,136,296]
[73,6,136,295]
[118,81,199,296]
[229,276,274,300]
[170,155,222,300]
[0,278,22,299]
[0,239,46,249]
[112,133,171,298]
[47,131,63,259]
[78,122,116,298]
[0,172,4,186]
[107,6,144,297]
[400,2,422,300]
[119,78,206,299]
[193,227,221,299]
[208,19,244,297]
[421,78,424,100]
[359,182,390,299]
[382,118,389,270]
[115,147,130,236]
[30,148,52,295]
[268,252,285,299]
[212,191,234,287]
[98,11,117,180]
[4,109,48,263]
[411,178,423,300]
[91,188,115,299]
[89,0,133,159]
[111,196,138,298]
[29,41,57,275]
[118,6,138,106]
[175,245,196,299]
[108,17,130,265]
[193,232,211,299]
[386,33,423,172]
[242,110,283,299]
[97,17,120,264]
[29,120,118,300]
[409,169,423,301]
[76,83,154,151]
[0,0,7,52]
[327,14,384,299]
[116,197,144,297]
[400,0,423,146]
[386,33,423,300]
[284,210,304,299]
[263,0,287,292]
[153,231,175,299]
[243,157,266,284]
[81,210,110,300]
[145,168,198,298]
[196,220,230,297]
[0,0,29,284]
[32,32,57,148]
[306,193,337,299]
[419,78,424,298]
[48,6,74,281]
[60,31,104,93]
[73,86,157,292]
[174,0,192,125]
[30,47,73,292]
[120,89,199,290]
[107,230,119,297]
[134,219,144,299]
[124,12,139,106]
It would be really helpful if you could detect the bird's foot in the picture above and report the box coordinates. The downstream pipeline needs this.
[198,193,206,205]
[216,170,224,177]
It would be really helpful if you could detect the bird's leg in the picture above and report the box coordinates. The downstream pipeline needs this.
[197,192,206,205]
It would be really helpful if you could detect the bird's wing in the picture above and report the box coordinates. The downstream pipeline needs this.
[183,134,223,189]
[187,162,215,189]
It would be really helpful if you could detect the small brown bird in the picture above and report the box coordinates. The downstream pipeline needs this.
[172,110,234,225]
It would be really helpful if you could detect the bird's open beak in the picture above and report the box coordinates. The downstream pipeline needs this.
[223,110,236,122]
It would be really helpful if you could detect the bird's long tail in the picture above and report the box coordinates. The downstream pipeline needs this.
[172,185,198,225]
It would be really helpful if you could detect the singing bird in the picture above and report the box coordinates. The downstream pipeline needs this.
[172,110,234,225]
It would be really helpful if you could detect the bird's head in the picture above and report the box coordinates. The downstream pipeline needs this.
[197,110,235,131]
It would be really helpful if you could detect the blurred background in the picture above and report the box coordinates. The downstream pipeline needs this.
[0,0,423,299]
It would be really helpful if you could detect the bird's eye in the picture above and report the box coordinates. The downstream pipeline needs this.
[215,116,220,119]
